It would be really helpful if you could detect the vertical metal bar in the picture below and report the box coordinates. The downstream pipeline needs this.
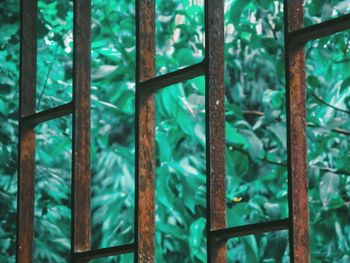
[72,0,91,257]
[16,0,38,262]
[135,0,156,262]
[205,0,226,262]
[284,1,310,262]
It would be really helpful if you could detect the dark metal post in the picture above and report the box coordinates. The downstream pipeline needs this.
[205,0,226,262]
[72,0,91,257]
[135,0,156,262]
[285,1,310,262]
[16,0,38,262]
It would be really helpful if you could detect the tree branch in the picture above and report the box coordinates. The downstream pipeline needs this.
[37,43,59,108]
[229,145,350,176]
[242,110,350,136]
[307,87,350,115]
[306,122,350,136]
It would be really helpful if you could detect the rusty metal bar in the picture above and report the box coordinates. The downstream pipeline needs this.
[288,13,350,43]
[284,1,310,262]
[21,102,73,127]
[16,0,38,262]
[205,0,226,262]
[210,219,289,242]
[135,0,156,262]
[71,0,91,257]
[74,243,134,261]
[139,61,205,91]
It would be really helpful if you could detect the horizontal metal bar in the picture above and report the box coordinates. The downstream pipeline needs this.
[210,219,290,242]
[288,13,350,43]
[21,102,73,126]
[74,243,134,261]
[139,61,205,91]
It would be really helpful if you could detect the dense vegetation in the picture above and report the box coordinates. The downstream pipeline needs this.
[1,0,350,262]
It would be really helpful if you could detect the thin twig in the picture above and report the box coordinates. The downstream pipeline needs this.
[242,110,264,116]
[307,87,350,115]
[242,110,350,136]
[229,145,350,176]
[5,173,14,193]
[265,16,278,40]
[37,43,59,108]
[306,123,350,136]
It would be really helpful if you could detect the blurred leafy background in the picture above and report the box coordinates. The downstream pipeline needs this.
[1,0,350,262]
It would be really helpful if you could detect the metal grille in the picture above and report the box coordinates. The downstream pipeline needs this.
[16,0,350,262]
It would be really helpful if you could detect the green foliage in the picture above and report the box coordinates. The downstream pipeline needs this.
[225,0,287,222]
[155,79,206,262]
[0,0,19,262]
[227,230,289,263]
[156,0,204,74]
[36,0,73,111]
[306,31,350,262]
[224,1,289,260]
[90,254,134,263]
[304,0,350,26]
[34,118,72,262]
[1,0,350,262]
[90,0,135,251]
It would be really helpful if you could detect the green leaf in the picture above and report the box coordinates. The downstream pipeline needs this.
[0,98,9,116]
[91,65,118,79]
[243,235,259,263]
[340,76,350,90]
[174,48,194,66]
[328,193,345,209]
[156,165,175,209]
[156,131,172,162]
[319,172,341,209]
[239,129,265,161]
[307,75,320,88]
[229,0,249,27]
[226,124,249,148]
[188,218,206,262]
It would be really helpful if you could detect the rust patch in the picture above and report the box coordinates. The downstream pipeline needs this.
[205,0,226,262]
[72,0,91,256]
[286,1,310,262]
[17,0,38,262]
[136,0,156,262]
